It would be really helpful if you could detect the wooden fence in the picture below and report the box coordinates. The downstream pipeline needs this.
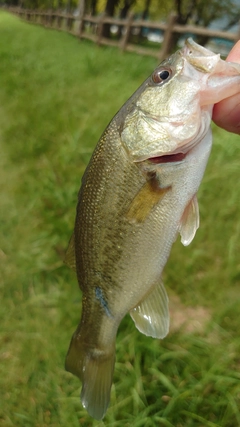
[7,6,240,60]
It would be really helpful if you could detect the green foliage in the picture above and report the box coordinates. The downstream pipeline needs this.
[0,11,240,427]
[172,0,240,27]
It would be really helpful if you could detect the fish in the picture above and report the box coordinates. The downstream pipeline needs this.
[64,38,240,420]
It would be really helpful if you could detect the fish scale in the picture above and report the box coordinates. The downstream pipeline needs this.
[65,38,240,420]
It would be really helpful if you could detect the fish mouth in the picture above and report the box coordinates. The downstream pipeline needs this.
[148,152,187,164]
[183,38,221,73]
[144,123,207,165]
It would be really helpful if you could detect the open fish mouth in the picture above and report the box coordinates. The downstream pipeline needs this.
[145,124,208,165]
[148,152,187,164]
[131,110,209,164]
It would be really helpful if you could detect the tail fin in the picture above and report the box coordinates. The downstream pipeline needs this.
[65,333,115,420]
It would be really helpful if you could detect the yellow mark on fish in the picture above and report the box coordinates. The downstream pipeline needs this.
[126,178,171,223]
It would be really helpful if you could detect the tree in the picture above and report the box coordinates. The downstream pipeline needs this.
[172,0,240,45]
[101,0,119,37]
[141,0,151,20]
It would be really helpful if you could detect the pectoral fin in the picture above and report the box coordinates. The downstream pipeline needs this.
[179,195,199,246]
[126,179,171,224]
[64,232,76,271]
[130,281,169,339]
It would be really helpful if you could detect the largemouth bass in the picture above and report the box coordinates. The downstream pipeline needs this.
[65,38,240,420]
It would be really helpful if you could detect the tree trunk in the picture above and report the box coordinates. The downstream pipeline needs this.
[90,0,97,15]
[169,0,196,50]
[138,0,151,40]
[102,0,119,38]
[117,0,135,39]
[142,0,151,20]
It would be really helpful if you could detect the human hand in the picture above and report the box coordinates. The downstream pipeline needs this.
[212,40,240,134]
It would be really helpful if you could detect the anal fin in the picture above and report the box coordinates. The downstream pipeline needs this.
[130,281,169,339]
[179,194,199,246]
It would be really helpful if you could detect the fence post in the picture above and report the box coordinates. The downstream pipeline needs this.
[96,13,106,45]
[49,10,54,28]
[56,2,62,29]
[66,0,73,32]
[120,12,134,51]
[78,0,85,38]
[41,11,45,25]
[67,15,74,32]
[158,13,177,62]
[57,13,62,29]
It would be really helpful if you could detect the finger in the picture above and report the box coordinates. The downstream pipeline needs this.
[212,40,240,134]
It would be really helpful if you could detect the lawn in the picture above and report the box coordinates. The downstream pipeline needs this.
[0,10,240,427]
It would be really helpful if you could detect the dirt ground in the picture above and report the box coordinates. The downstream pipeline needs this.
[169,294,211,334]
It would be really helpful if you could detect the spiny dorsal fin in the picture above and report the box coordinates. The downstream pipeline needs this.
[64,232,76,271]
[130,281,169,339]
[179,194,199,246]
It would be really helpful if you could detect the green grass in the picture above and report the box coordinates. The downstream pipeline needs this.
[0,11,240,427]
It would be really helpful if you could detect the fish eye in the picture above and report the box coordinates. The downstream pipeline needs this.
[152,68,172,84]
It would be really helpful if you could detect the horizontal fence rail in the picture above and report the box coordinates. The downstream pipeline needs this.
[6,6,240,60]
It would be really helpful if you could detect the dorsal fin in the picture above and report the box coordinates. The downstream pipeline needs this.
[64,232,76,271]
[179,194,199,246]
